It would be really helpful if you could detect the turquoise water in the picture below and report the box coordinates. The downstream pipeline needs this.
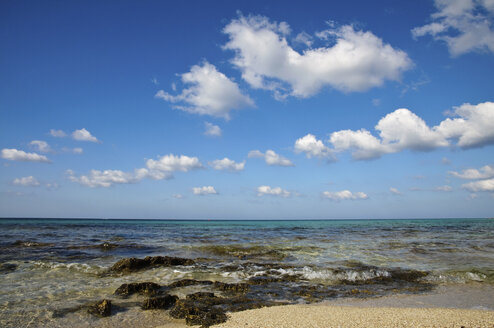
[0,218,493,327]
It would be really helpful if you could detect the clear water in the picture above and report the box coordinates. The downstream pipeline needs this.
[1,218,493,327]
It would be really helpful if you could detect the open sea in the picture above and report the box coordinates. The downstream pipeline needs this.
[1,218,493,327]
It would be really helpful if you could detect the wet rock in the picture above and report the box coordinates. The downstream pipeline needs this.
[0,263,17,273]
[170,292,279,327]
[114,282,162,297]
[248,274,300,285]
[109,256,195,273]
[168,279,213,288]
[12,240,54,247]
[98,242,118,250]
[213,281,249,293]
[88,299,112,317]
[142,294,178,310]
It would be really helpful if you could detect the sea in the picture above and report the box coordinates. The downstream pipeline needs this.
[0,218,493,327]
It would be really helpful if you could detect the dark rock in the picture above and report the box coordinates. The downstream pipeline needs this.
[213,281,249,293]
[109,256,195,273]
[114,282,162,297]
[142,295,178,310]
[88,299,112,317]
[168,279,213,288]
[248,274,300,285]
[0,263,17,273]
[186,292,217,300]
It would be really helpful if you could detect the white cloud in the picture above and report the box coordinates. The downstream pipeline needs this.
[68,154,203,187]
[436,102,494,148]
[68,169,143,188]
[192,186,218,195]
[50,129,67,137]
[30,140,52,153]
[155,62,254,119]
[436,185,453,192]
[223,15,412,98]
[72,128,100,143]
[294,134,333,159]
[257,185,291,197]
[449,164,494,179]
[322,190,368,201]
[173,193,184,199]
[13,176,40,187]
[204,122,222,137]
[209,158,245,172]
[325,101,494,160]
[390,187,402,195]
[248,149,294,166]
[462,178,494,192]
[1,148,50,163]
[62,147,84,154]
[412,0,494,56]
[145,154,203,179]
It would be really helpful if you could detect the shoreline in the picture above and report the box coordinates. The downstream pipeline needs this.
[211,285,494,328]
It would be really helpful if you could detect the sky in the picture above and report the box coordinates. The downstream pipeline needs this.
[1,0,493,219]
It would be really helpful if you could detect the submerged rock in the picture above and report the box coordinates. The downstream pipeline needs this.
[12,240,54,247]
[109,256,195,273]
[87,299,112,317]
[0,263,18,273]
[213,281,250,293]
[114,282,162,297]
[98,242,118,250]
[168,279,213,288]
[142,294,178,310]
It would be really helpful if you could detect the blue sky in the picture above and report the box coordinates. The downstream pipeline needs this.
[1,0,493,219]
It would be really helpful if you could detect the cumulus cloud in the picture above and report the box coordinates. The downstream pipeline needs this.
[257,185,291,197]
[30,140,52,153]
[145,154,203,180]
[412,0,494,56]
[68,169,144,188]
[390,187,402,195]
[155,62,254,119]
[248,149,294,166]
[13,176,40,187]
[223,15,412,98]
[310,101,494,160]
[436,102,494,148]
[322,190,368,201]
[50,129,67,137]
[462,178,494,192]
[204,122,222,137]
[1,148,50,163]
[192,186,218,195]
[449,164,494,179]
[294,134,333,159]
[209,158,245,172]
[72,128,100,143]
[68,154,203,187]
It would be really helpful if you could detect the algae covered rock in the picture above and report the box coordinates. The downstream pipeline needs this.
[114,282,162,296]
[109,256,195,273]
[87,299,112,317]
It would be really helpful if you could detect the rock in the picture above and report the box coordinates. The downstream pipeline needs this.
[168,279,213,288]
[109,256,195,273]
[87,299,112,317]
[12,240,54,247]
[186,292,217,300]
[142,295,178,310]
[98,242,118,250]
[114,282,162,297]
[213,281,249,293]
[0,263,17,273]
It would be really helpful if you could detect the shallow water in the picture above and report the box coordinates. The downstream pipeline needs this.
[0,218,493,327]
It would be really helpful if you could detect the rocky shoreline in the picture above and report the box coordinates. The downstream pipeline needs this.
[49,255,436,327]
